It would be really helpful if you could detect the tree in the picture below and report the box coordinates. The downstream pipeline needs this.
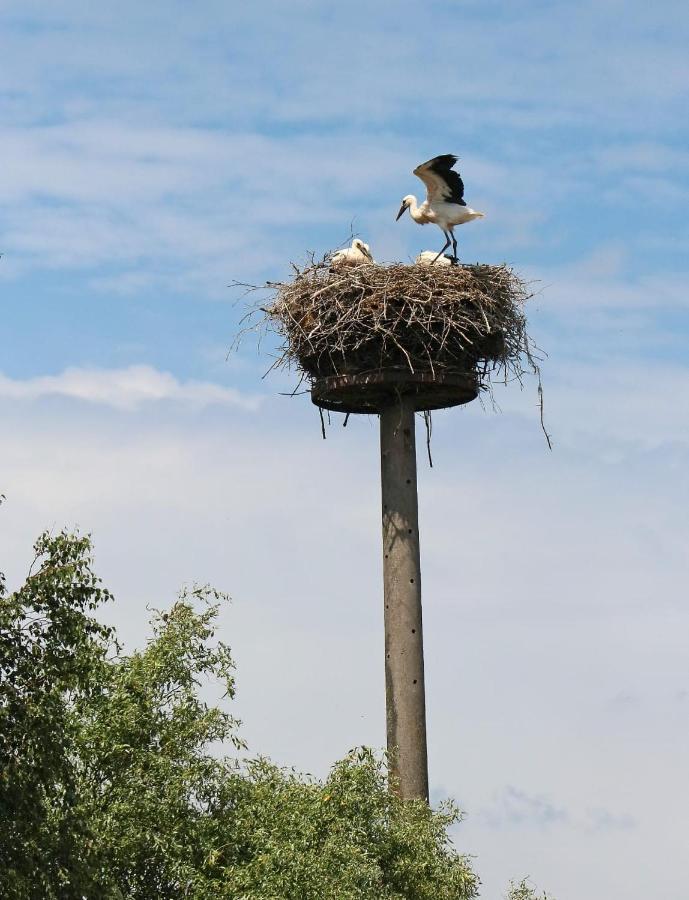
[0,531,112,898]
[1,531,552,899]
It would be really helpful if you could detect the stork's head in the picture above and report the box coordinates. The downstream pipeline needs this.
[352,238,373,260]
[396,196,414,221]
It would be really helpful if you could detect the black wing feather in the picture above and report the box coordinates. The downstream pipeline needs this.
[426,154,466,206]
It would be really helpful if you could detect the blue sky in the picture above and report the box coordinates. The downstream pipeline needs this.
[1,2,688,898]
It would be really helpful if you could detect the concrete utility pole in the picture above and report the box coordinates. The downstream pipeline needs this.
[380,398,428,801]
[312,371,477,803]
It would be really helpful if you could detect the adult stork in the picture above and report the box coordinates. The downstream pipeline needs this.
[396,155,484,265]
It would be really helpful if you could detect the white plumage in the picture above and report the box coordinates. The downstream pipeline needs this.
[396,155,484,265]
[331,238,374,268]
[415,250,453,267]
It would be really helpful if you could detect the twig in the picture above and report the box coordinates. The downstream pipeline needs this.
[538,380,553,451]
[422,410,433,468]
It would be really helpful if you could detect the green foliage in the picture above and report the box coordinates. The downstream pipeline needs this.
[1,530,543,899]
[73,588,246,898]
[507,878,554,900]
[199,752,478,899]
[0,531,113,897]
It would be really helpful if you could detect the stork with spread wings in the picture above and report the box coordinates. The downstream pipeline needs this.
[396,155,485,265]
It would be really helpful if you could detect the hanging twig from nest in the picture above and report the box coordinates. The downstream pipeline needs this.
[538,381,553,451]
[422,411,434,468]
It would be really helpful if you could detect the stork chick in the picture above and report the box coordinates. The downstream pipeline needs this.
[396,155,484,265]
[331,238,374,269]
[415,250,453,267]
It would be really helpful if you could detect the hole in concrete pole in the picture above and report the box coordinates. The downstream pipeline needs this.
[410,578,415,584]
[413,679,417,684]
[407,528,412,534]
[411,629,416,633]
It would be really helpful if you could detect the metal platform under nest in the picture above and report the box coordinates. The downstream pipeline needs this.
[311,370,479,415]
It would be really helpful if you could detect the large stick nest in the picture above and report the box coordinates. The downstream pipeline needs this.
[249,258,540,394]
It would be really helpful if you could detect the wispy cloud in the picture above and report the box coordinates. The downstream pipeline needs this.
[476,786,569,829]
[585,808,636,832]
[474,787,637,834]
[0,365,260,411]
[0,383,684,900]
[0,0,687,293]
[2,0,687,132]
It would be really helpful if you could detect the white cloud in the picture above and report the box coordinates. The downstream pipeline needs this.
[0,365,260,411]
[491,358,689,452]
[0,123,415,282]
[0,2,686,289]
[473,786,636,833]
[530,254,689,312]
[1,361,688,900]
[476,786,570,829]
[2,0,687,133]
[585,808,636,833]
[595,142,689,174]
[0,116,673,294]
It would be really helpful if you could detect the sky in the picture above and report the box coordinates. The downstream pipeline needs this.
[1,1,688,897]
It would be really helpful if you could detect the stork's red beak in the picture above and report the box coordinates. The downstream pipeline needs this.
[395,203,407,221]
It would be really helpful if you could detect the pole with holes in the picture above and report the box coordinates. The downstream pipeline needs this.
[380,397,429,801]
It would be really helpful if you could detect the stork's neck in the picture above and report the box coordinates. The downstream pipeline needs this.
[407,195,427,223]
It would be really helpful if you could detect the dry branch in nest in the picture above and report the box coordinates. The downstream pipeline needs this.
[234,255,550,447]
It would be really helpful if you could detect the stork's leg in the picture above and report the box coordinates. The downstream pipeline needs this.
[432,231,452,264]
[450,230,458,265]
